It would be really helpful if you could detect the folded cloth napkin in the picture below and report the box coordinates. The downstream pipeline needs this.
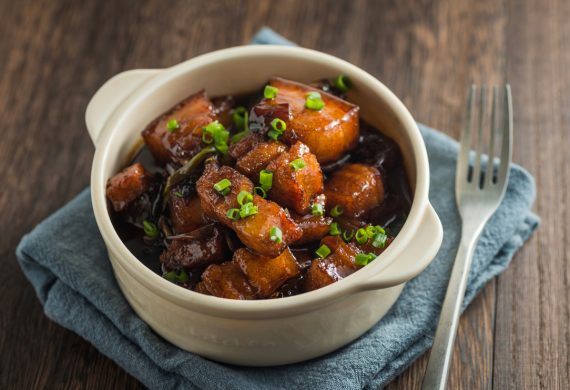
[17,28,539,390]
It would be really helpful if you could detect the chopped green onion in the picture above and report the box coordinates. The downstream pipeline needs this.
[315,244,331,259]
[231,108,250,143]
[173,191,184,198]
[269,226,283,243]
[329,222,341,236]
[270,118,286,133]
[226,208,240,220]
[289,158,306,171]
[166,118,179,132]
[254,186,267,198]
[371,232,387,248]
[237,190,253,206]
[163,269,189,283]
[239,202,258,218]
[355,252,376,266]
[232,107,247,130]
[355,228,368,244]
[268,129,281,140]
[375,226,386,234]
[342,229,354,242]
[330,205,344,217]
[143,220,159,239]
[365,225,377,238]
[334,74,352,93]
[311,203,324,216]
[203,121,230,154]
[264,85,279,99]
[163,270,177,282]
[213,178,231,196]
[259,169,273,191]
[305,91,325,111]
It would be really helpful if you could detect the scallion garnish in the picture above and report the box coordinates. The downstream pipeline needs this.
[163,269,189,283]
[143,220,159,239]
[254,186,267,198]
[264,85,279,99]
[355,228,368,244]
[371,232,387,248]
[203,121,230,154]
[173,191,184,198]
[232,107,247,130]
[289,158,306,171]
[355,252,376,266]
[329,222,341,236]
[305,91,325,111]
[239,202,258,218]
[330,205,344,217]
[315,244,331,259]
[259,169,273,191]
[334,74,352,93]
[268,129,281,141]
[342,229,354,242]
[237,190,253,206]
[166,118,180,132]
[213,178,232,196]
[311,203,324,216]
[270,118,286,133]
[365,225,377,238]
[226,208,241,220]
[269,226,283,244]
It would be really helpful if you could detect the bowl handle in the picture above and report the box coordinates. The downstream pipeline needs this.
[85,69,160,145]
[356,202,443,290]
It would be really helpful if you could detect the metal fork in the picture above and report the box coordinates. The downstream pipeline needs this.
[422,85,513,390]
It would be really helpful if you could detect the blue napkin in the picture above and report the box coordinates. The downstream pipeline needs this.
[16,29,539,390]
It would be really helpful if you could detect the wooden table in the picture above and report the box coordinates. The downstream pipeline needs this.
[1,0,567,388]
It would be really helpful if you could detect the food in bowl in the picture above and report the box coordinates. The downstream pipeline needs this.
[106,76,411,300]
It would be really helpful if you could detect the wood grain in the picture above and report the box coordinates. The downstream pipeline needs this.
[0,0,566,389]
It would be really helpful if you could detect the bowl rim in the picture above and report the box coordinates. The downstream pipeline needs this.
[90,45,430,318]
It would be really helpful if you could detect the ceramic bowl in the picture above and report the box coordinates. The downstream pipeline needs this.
[86,45,443,366]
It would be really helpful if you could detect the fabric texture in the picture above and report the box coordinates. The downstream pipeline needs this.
[16,29,539,390]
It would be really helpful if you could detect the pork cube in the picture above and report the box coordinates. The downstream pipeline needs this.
[292,214,332,245]
[106,163,152,212]
[304,236,360,291]
[232,195,302,257]
[235,140,287,181]
[169,193,209,234]
[196,164,302,257]
[142,90,215,165]
[233,247,300,298]
[325,163,385,218]
[200,262,256,300]
[266,77,359,163]
[266,142,324,214]
[196,163,255,224]
[228,133,264,160]
[159,224,228,270]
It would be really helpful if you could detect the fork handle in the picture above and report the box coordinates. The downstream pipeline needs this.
[421,234,479,390]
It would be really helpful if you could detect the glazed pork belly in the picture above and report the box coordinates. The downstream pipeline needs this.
[168,191,209,234]
[159,224,228,269]
[325,163,385,218]
[142,90,216,165]
[261,77,360,164]
[304,236,360,291]
[106,163,153,212]
[196,162,302,257]
[265,141,324,215]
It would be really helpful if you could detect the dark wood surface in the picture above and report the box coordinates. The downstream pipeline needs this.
[1,0,567,388]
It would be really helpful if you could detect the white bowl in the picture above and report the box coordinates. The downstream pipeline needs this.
[86,45,443,366]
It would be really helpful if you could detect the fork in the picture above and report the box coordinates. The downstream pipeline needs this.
[421,85,513,390]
